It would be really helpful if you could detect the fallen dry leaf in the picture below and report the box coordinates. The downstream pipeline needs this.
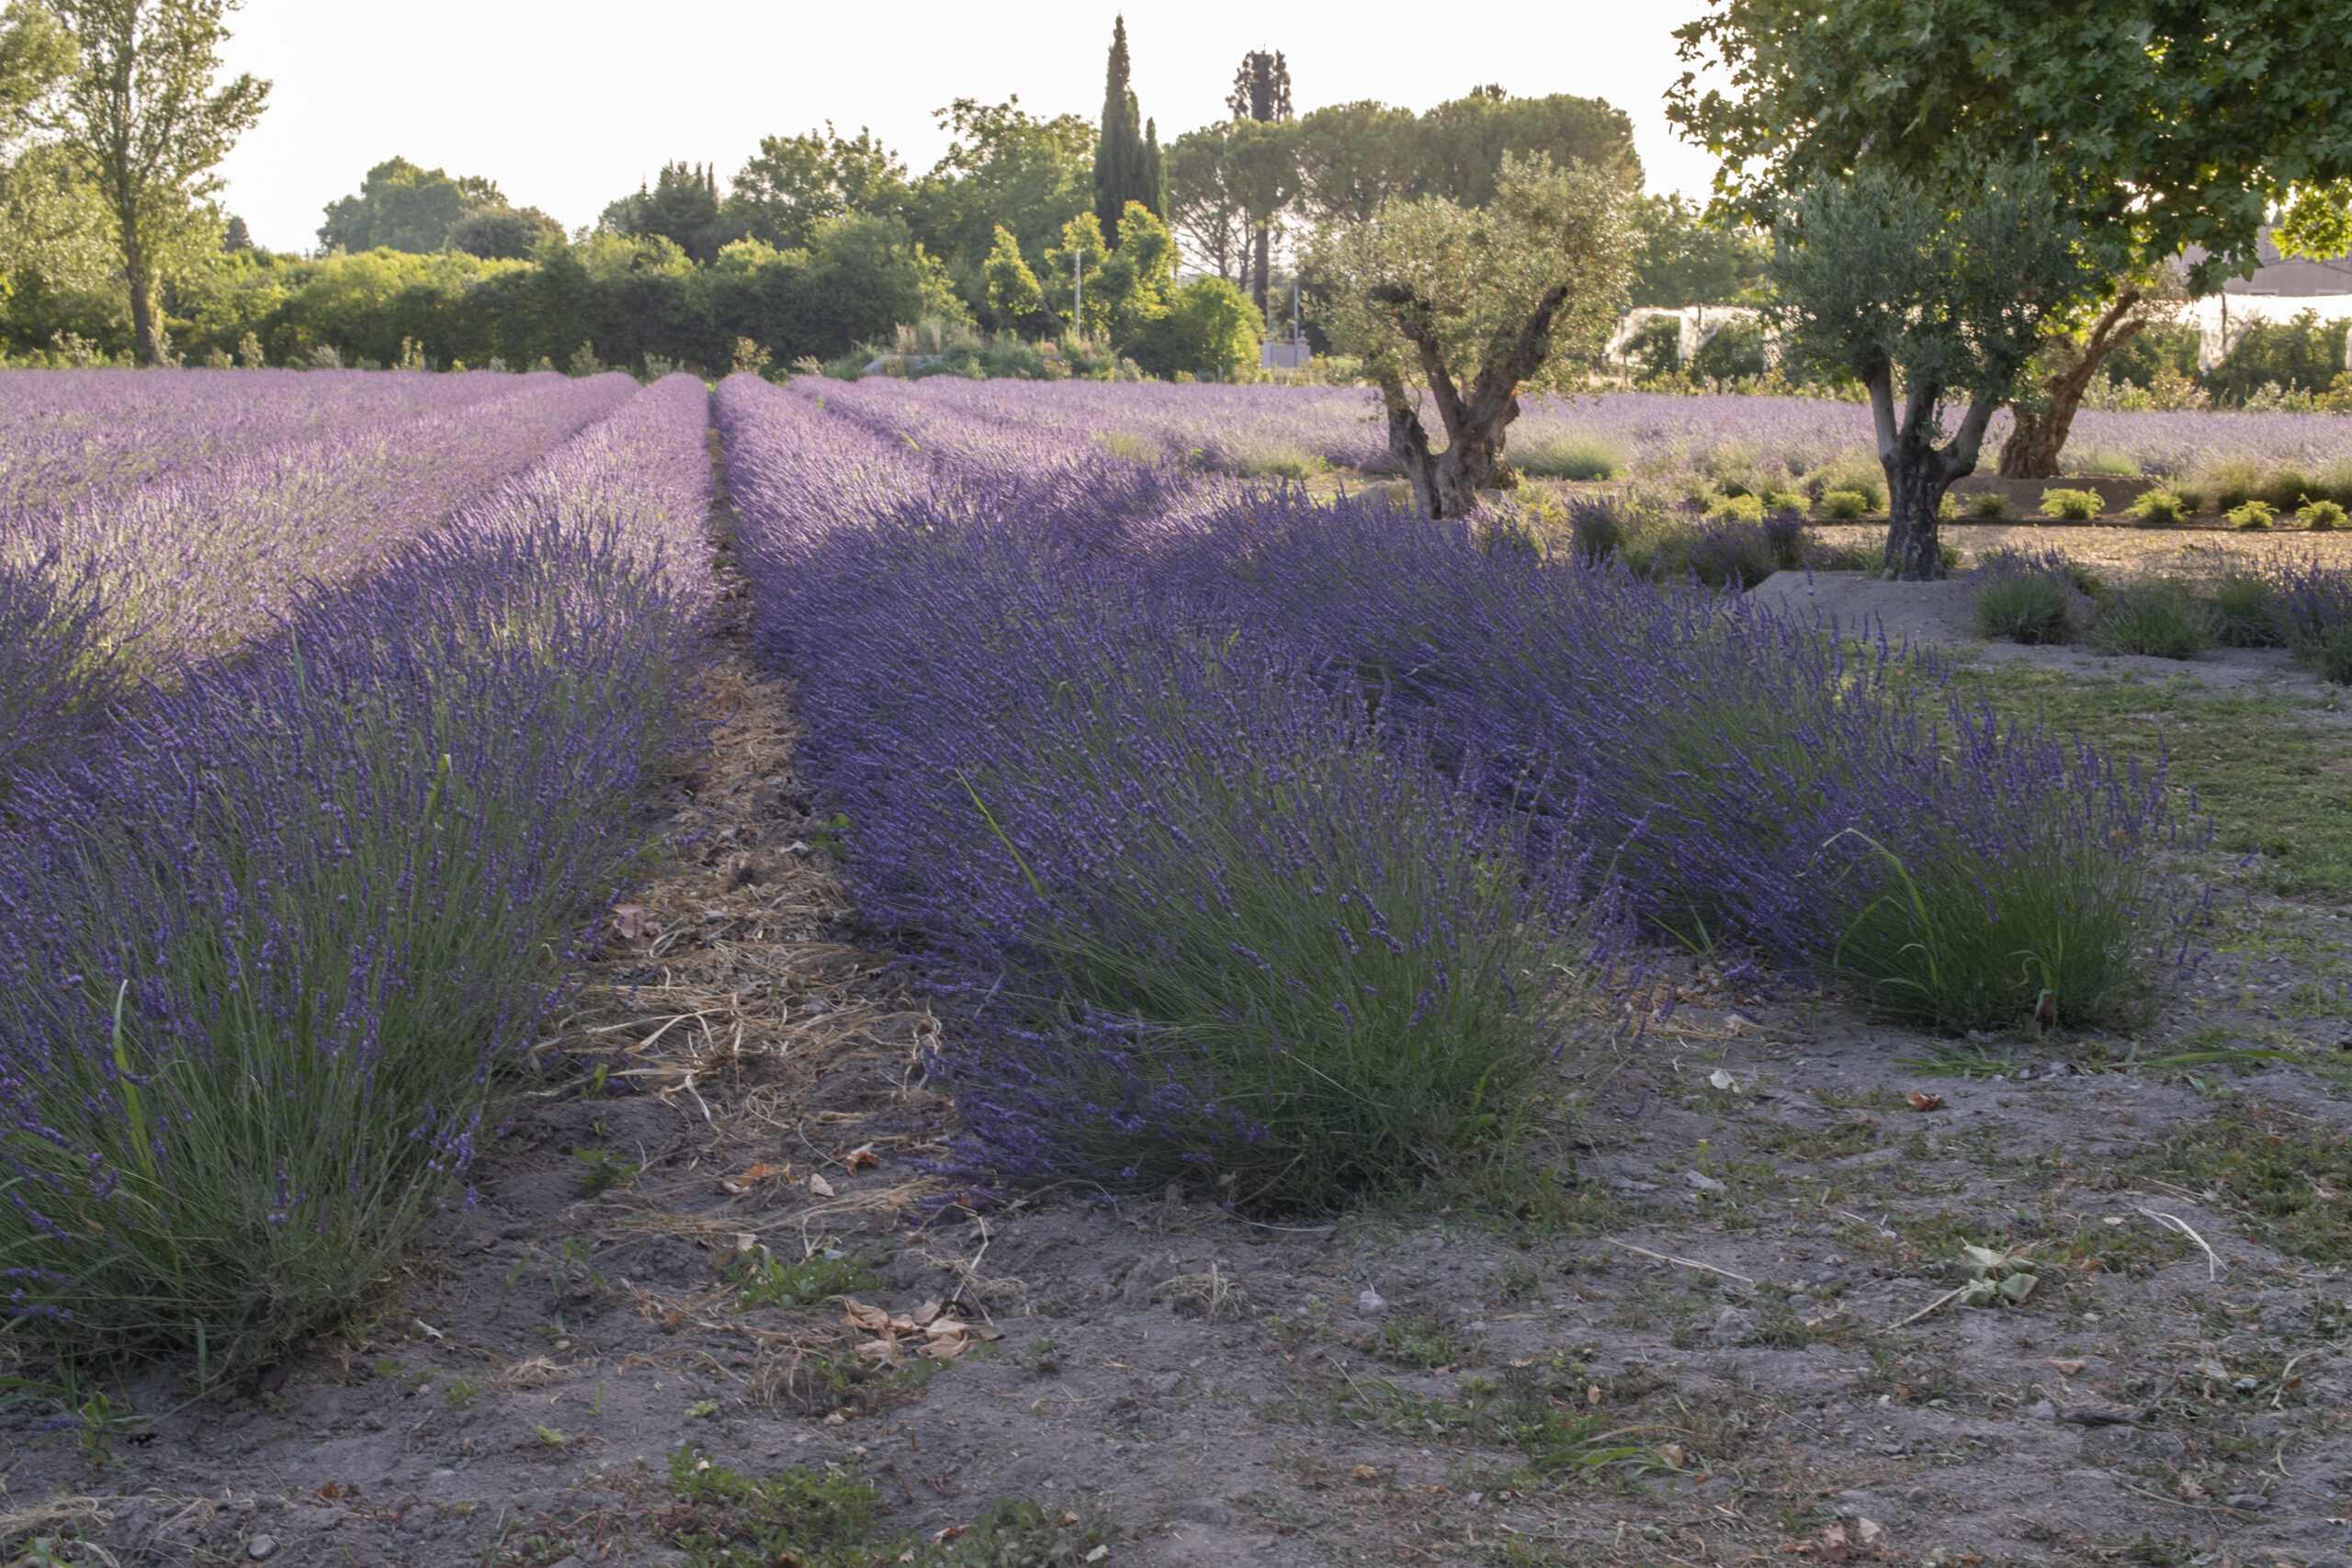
[1905,1091,1945,1111]
[2048,1359,2086,1376]
[1351,1464,1379,1481]
[845,1143,880,1170]
[842,1300,891,1331]
[932,1526,970,1544]
[911,1301,943,1325]
[808,1173,836,1198]
[1657,1442,1687,1468]
[718,1161,781,1195]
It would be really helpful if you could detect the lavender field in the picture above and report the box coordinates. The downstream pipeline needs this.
[0,370,711,1363]
[720,374,2185,1204]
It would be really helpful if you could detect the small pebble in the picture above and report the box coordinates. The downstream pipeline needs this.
[1355,1288,1388,1317]
[2224,1494,2267,1510]
[246,1538,276,1562]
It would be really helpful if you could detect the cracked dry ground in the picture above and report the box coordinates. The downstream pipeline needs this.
[9,649,2352,1568]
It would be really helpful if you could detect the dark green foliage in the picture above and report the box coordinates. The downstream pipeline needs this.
[2215,573,2282,647]
[2089,581,2220,660]
[1688,316,1770,380]
[2207,310,2352,404]
[447,206,563,261]
[728,125,910,253]
[605,162,728,265]
[1630,193,1767,307]
[1092,17,1160,239]
[1973,574,2073,644]
[318,156,504,254]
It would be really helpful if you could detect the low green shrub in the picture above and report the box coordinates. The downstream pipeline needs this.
[2040,488,2104,521]
[2090,580,2220,659]
[1818,490,1870,520]
[2126,490,2192,526]
[1973,574,2073,645]
[2228,500,2278,531]
[1963,491,2009,519]
[2299,499,2348,530]
[2073,449,2143,477]
[1513,433,1629,481]
[2214,572,2282,647]
[1710,493,1767,524]
[1808,455,1887,510]
[2197,457,2264,513]
[1226,442,1328,479]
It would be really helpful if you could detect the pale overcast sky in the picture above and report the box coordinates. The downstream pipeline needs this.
[215,2,1724,254]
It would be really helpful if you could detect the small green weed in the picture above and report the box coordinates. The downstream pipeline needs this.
[722,1246,884,1311]
[1366,1314,1467,1369]
[1963,491,2009,519]
[571,1147,632,1194]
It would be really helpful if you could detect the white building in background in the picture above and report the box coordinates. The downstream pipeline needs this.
[2177,225,2352,370]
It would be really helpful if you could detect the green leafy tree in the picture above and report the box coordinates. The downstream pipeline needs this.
[1628,193,1764,306]
[982,220,1052,332]
[1291,100,1420,227]
[1768,168,2101,579]
[1415,89,1641,206]
[1130,275,1260,379]
[1669,0,2352,476]
[603,162,726,265]
[1312,152,1633,519]
[0,1,72,147]
[726,123,908,252]
[1227,49,1292,313]
[44,0,266,364]
[319,156,501,254]
[1091,16,1159,240]
[1165,122,1245,280]
[905,96,1092,325]
[446,205,561,261]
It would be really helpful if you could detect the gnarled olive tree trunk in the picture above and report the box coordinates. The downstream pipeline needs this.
[1373,278,1571,520]
[1996,288,2147,479]
[1871,362,2000,581]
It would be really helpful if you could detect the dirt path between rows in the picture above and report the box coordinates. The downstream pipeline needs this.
[9,528,2352,1568]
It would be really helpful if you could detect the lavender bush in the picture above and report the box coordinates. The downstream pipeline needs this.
[720,375,2183,1206]
[0,376,711,1366]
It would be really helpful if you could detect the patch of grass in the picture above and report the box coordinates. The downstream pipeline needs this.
[1973,573,2074,644]
[1959,664,2352,900]
[1513,433,1628,481]
[1365,1314,1467,1368]
[2075,449,2143,478]
[723,1247,885,1312]
[1226,441,1328,479]
[2213,572,2282,647]
[2143,1109,2352,1264]
[1747,1116,1888,1162]
[2089,581,2220,660]
[1963,491,2010,519]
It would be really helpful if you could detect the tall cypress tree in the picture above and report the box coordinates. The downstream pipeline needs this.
[1094,17,1160,241]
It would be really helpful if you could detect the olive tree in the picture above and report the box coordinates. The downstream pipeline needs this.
[1672,0,2352,476]
[1311,152,1632,520]
[1770,168,2100,580]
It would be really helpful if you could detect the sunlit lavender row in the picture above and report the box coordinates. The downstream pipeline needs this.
[0,374,712,1364]
[0,372,655,788]
[804,377,2352,491]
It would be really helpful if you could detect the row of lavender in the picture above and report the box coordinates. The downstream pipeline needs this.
[719,374,2181,1211]
[0,376,713,1367]
[0,369,640,784]
[812,377,2352,494]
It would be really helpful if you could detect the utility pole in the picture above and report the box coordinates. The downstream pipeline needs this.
[1075,250,1084,341]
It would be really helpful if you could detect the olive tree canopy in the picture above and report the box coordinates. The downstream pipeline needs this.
[1769,167,2102,579]
[1312,152,1632,520]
